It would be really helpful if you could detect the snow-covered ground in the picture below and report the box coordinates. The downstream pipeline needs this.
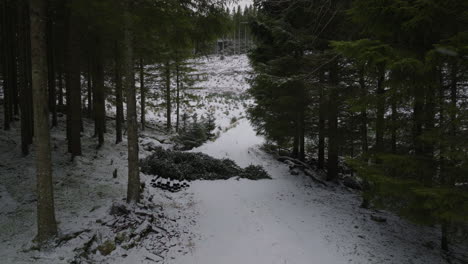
[170,118,456,264]
[0,54,465,264]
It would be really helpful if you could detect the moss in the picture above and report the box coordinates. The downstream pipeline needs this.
[97,240,116,256]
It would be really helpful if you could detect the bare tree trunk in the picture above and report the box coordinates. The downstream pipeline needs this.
[327,90,338,181]
[18,0,34,156]
[57,66,63,106]
[115,42,123,144]
[391,97,397,154]
[327,65,339,181]
[165,61,171,131]
[359,68,368,153]
[299,110,305,161]
[318,80,325,169]
[94,37,105,147]
[46,7,57,127]
[176,62,180,132]
[375,70,385,154]
[66,5,81,157]
[87,58,93,118]
[292,125,299,158]
[139,57,145,131]
[124,2,140,203]
[1,0,12,130]
[413,82,424,156]
[30,0,58,243]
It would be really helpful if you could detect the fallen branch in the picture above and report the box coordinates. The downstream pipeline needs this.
[56,229,91,247]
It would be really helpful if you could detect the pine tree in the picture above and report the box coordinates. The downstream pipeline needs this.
[30,0,58,243]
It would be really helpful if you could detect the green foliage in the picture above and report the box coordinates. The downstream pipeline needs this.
[141,147,271,181]
[248,0,468,250]
[349,156,468,225]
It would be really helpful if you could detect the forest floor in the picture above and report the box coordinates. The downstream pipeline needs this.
[0,55,466,264]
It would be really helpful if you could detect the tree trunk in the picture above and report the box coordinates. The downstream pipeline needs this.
[66,5,81,157]
[165,61,171,131]
[124,2,140,203]
[327,90,338,181]
[30,0,58,243]
[413,80,425,156]
[359,68,368,153]
[292,122,299,158]
[327,65,339,181]
[176,62,180,132]
[57,66,63,106]
[87,57,93,118]
[318,80,325,170]
[18,0,34,155]
[115,43,123,144]
[375,69,385,154]
[449,61,458,160]
[94,37,105,148]
[1,0,12,130]
[139,57,145,131]
[441,221,449,251]
[299,110,305,161]
[46,7,57,127]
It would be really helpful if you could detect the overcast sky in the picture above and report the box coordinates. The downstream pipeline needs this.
[228,0,253,9]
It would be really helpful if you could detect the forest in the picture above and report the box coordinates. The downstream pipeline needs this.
[1,0,468,263]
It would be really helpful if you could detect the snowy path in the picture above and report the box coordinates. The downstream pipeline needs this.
[169,119,450,264]
[174,120,347,264]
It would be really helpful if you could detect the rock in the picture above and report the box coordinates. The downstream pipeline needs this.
[343,176,362,190]
[97,240,116,256]
[370,215,387,223]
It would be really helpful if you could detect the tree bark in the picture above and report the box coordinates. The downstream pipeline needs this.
[46,6,57,127]
[1,0,12,130]
[57,66,63,106]
[359,68,368,153]
[94,37,105,147]
[299,110,305,161]
[176,62,180,132]
[87,57,93,118]
[318,79,325,170]
[66,4,81,156]
[375,69,385,154]
[30,0,58,243]
[18,0,34,155]
[139,57,145,131]
[115,42,123,144]
[165,61,171,131]
[327,90,338,181]
[327,65,339,181]
[292,122,299,159]
[413,81,425,156]
[124,2,140,203]
[449,61,458,160]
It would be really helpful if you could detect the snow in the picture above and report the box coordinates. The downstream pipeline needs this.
[176,118,455,264]
[0,54,466,264]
